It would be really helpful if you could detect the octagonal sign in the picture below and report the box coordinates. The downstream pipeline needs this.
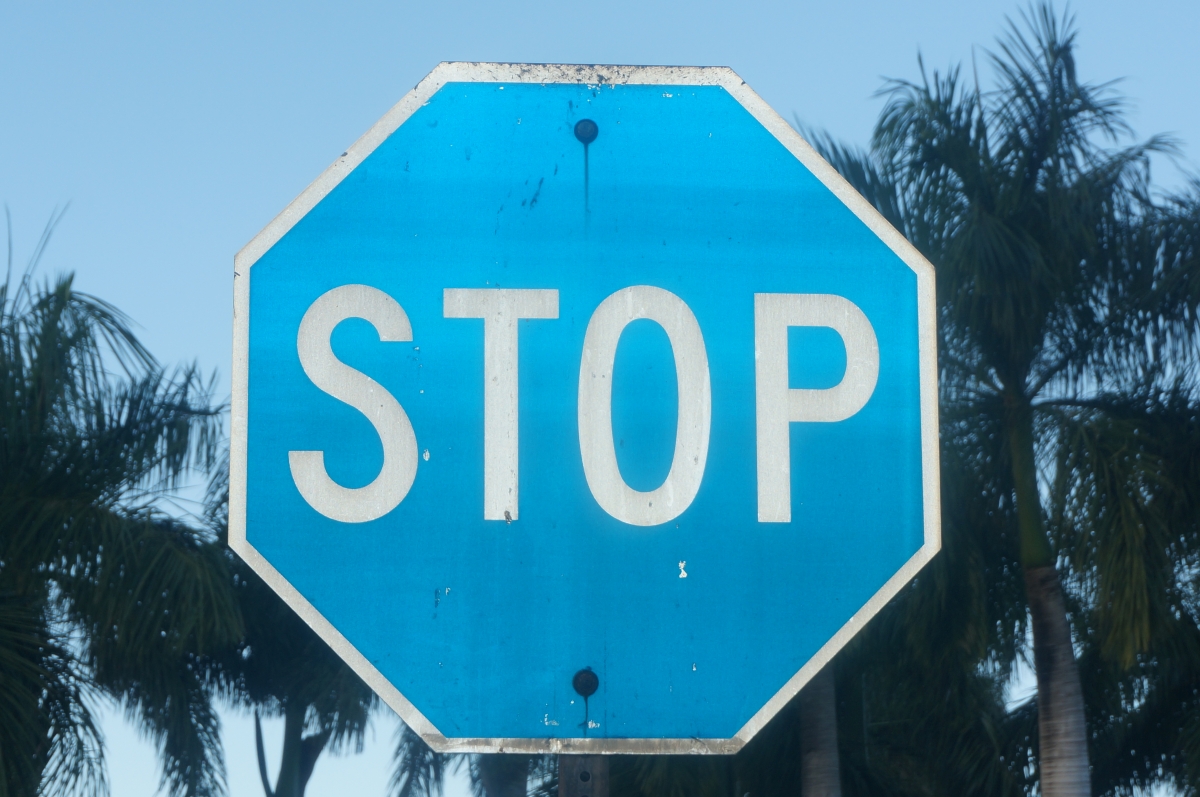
[230,63,940,754]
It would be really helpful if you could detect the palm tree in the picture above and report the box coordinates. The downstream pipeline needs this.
[829,6,1200,795]
[1055,381,1200,795]
[0,213,241,796]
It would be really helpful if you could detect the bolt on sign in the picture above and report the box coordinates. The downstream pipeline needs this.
[230,63,940,754]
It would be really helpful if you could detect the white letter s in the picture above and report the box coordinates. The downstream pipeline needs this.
[289,285,418,523]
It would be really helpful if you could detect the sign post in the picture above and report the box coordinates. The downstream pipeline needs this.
[231,63,940,764]
[559,755,608,797]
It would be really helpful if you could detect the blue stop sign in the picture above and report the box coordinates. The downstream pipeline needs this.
[231,64,940,754]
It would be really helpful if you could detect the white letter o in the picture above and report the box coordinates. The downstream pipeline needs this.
[578,286,711,526]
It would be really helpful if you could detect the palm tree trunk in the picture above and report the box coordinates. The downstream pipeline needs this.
[1009,411,1090,797]
[1026,565,1091,796]
[273,703,306,797]
[798,667,841,797]
[255,711,275,797]
[257,702,329,797]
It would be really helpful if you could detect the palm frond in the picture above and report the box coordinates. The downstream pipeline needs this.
[0,221,233,796]
[389,722,464,797]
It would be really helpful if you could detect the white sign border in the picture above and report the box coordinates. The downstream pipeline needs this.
[230,62,941,755]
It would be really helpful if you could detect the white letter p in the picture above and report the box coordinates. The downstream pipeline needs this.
[754,294,879,523]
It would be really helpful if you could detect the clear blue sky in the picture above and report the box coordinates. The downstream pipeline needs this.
[3,1,1198,794]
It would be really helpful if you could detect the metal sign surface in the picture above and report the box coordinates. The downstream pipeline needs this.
[230,63,940,754]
